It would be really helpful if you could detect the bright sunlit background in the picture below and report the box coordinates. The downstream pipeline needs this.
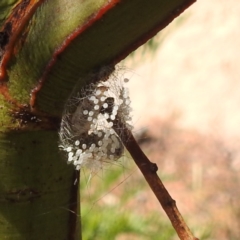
[81,1,240,239]
[127,0,240,140]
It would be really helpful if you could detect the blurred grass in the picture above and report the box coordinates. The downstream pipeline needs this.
[81,206,176,240]
[80,156,176,240]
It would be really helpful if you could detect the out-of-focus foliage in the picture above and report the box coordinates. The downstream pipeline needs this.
[80,161,176,240]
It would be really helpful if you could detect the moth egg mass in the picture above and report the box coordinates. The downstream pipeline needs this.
[59,65,133,172]
[67,147,72,152]
[103,103,108,108]
[94,99,99,104]
[96,90,101,95]
[104,113,109,119]
[76,149,82,155]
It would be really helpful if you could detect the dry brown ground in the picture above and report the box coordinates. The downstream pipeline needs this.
[135,118,240,239]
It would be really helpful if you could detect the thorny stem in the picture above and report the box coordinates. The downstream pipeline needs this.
[113,120,199,240]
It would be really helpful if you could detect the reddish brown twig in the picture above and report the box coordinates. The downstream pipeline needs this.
[113,120,199,240]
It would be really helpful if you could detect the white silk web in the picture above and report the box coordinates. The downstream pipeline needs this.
[59,66,133,173]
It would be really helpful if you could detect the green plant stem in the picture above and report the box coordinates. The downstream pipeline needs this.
[0,130,80,240]
[113,120,199,240]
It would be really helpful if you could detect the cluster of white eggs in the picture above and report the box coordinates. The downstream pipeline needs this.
[59,69,133,172]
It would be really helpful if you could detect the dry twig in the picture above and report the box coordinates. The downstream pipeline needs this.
[113,119,199,240]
